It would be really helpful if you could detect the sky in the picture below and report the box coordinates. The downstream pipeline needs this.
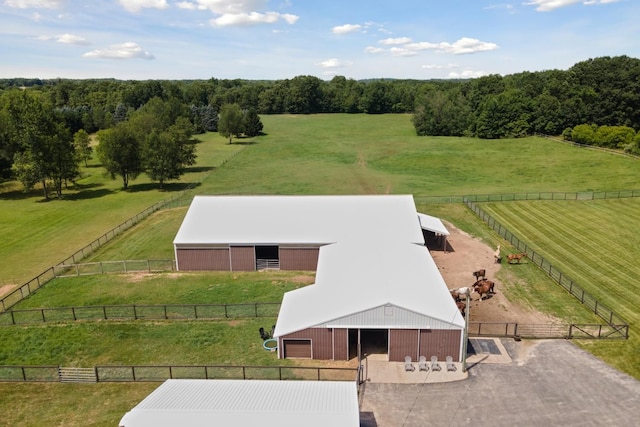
[1,0,638,81]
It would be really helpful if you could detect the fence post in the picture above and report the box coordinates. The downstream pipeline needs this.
[72,307,77,321]
[41,309,45,323]
[95,366,100,382]
[132,366,136,381]
[133,305,137,320]
[103,306,107,320]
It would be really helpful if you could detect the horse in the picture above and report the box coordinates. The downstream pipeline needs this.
[472,279,495,301]
[494,245,502,263]
[449,287,472,302]
[472,269,486,280]
[507,253,527,264]
[456,300,466,316]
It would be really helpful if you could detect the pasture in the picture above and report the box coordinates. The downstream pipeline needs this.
[2,114,640,426]
[481,198,640,378]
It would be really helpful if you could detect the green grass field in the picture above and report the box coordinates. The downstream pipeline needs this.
[2,114,640,426]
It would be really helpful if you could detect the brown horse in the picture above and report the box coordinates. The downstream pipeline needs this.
[507,253,527,264]
[472,279,495,301]
[472,269,486,280]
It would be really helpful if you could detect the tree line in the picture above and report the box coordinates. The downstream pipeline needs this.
[1,55,639,193]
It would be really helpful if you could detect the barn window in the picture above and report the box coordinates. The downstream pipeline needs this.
[255,245,279,270]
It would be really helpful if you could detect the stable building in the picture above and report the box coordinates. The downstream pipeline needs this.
[173,195,464,362]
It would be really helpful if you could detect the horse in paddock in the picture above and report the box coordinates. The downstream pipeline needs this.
[472,279,495,301]
[456,300,466,316]
[449,287,472,302]
[507,253,527,264]
[472,269,486,280]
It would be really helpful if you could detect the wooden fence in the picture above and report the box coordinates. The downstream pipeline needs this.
[0,302,281,325]
[0,364,357,383]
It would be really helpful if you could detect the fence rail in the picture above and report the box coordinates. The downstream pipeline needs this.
[469,322,628,339]
[0,302,282,325]
[465,199,629,329]
[0,364,357,383]
[52,259,176,277]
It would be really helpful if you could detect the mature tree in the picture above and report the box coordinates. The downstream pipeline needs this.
[412,90,472,136]
[46,122,78,198]
[73,129,92,166]
[243,108,263,137]
[569,124,597,145]
[143,117,197,188]
[11,151,40,192]
[96,122,142,189]
[218,103,245,144]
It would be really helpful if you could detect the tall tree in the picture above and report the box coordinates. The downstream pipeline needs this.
[243,108,263,137]
[218,103,245,144]
[73,129,92,167]
[96,122,142,189]
[143,117,197,188]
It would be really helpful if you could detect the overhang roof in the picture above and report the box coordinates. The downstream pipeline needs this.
[418,212,450,235]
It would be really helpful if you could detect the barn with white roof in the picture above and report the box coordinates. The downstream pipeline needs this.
[173,195,465,362]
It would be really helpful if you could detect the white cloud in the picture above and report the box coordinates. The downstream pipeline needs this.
[4,0,63,8]
[524,0,618,12]
[448,69,488,78]
[390,47,419,57]
[56,33,89,45]
[332,24,362,35]
[379,37,412,45]
[118,0,168,13]
[176,1,197,9]
[82,42,155,60]
[365,46,385,54]
[190,0,269,14]
[435,37,498,54]
[421,63,458,70]
[319,58,343,68]
[210,11,298,26]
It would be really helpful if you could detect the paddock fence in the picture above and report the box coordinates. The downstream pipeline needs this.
[465,199,630,332]
[0,364,357,383]
[0,302,281,325]
[51,259,176,277]
[469,322,628,340]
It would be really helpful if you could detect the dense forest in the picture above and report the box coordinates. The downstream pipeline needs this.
[1,55,639,192]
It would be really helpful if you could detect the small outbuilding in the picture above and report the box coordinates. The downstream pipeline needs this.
[119,379,360,427]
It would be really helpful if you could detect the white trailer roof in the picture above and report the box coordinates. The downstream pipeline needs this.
[119,379,359,427]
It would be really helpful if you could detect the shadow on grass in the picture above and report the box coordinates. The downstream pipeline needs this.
[185,166,214,173]
[62,188,116,201]
[126,181,202,193]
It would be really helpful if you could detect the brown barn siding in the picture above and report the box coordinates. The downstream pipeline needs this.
[419,329,462,362]
[333,329,348,361]
[230,246,255,271]
[389,329,419,362]
[279,328,334,360]
[176,248,230,271]
[279,248,320,271]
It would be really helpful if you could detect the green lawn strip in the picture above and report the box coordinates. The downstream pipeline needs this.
[0,382,159,427]
[0,319,283,366]
[10,271,312,308]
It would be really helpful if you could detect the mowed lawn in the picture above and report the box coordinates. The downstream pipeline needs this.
[481,198,640,378]
[0,132,244,284]
[3,114,640,426]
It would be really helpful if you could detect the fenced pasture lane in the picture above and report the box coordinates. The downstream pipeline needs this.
[480,198,640,325]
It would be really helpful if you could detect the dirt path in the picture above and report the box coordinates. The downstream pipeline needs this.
[431,221,557,324]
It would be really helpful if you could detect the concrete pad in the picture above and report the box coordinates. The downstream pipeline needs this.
[359,339,640,426]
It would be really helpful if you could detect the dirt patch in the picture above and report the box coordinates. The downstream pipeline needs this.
[431,221,557,324]
[0,284,16,298]
[289,275,315,284]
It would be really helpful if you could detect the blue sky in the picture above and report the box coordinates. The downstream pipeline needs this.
[1,0,637,80]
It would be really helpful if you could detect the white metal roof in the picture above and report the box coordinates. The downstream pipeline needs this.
[274,241,464,337]
[119,379,359,427]
[173,194,462,335]
[173,195,425,246]
[417,212,450,235]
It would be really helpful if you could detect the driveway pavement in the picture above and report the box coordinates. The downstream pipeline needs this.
[359,339,640,426]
